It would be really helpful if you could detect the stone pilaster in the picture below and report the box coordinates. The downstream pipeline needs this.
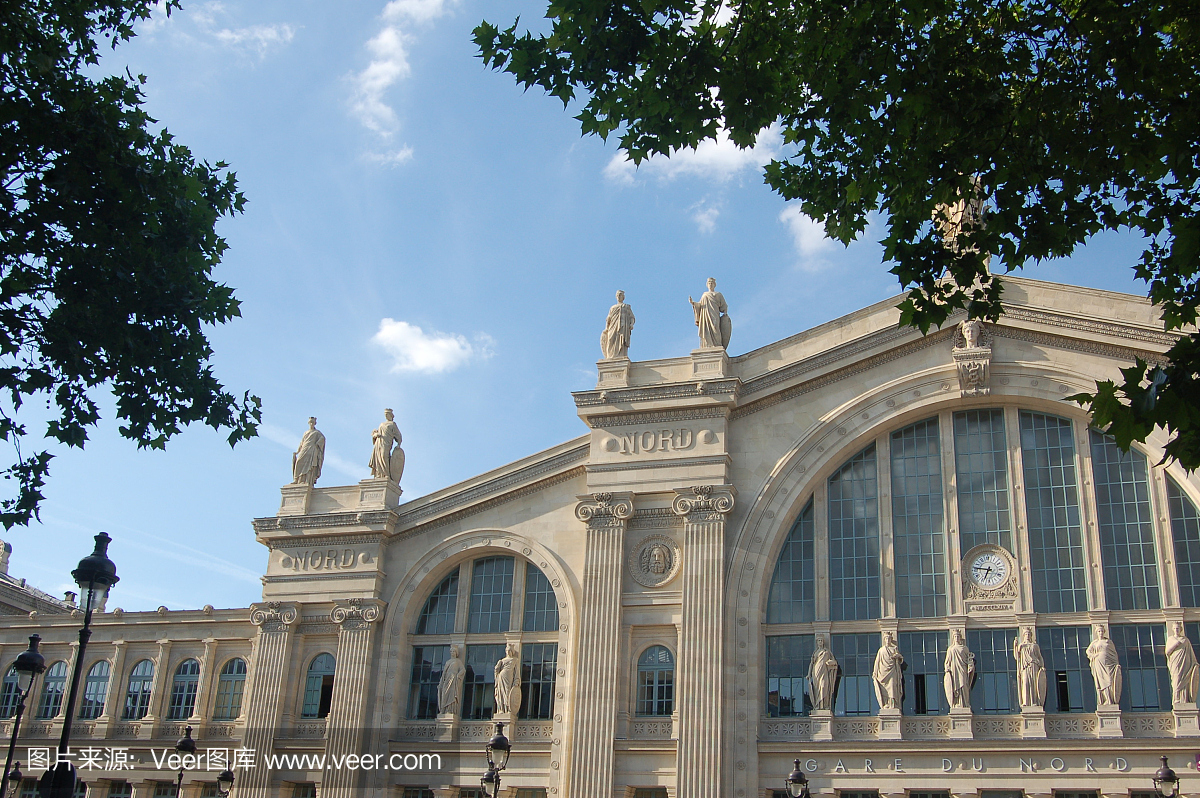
[190,638,217,723]
[239,602,299,797]
[93,639,126,738]
[672,485,734,798]
[320,598,385,798]
[567,491,634,798]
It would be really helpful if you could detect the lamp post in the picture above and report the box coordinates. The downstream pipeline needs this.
[174,726,196,797]
[479,721,511,798]
[7,763,20,798]
[1153,756,1179,798]
[37,533,118,798]
[2,635,46,798]
[215,768,234,797]
[785,759,812,798]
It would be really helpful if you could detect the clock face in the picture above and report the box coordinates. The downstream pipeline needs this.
[970,552,1009,589]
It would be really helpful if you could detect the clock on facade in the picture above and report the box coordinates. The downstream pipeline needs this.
[969,550,1010,589]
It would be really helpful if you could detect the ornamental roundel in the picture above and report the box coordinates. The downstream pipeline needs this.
[629,534,681,588]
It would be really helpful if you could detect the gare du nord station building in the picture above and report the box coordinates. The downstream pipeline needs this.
[4,275,1200,798]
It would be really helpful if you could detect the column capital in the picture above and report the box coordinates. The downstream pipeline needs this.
[250,601,299,631]
[670,485,735,518]
[575,491,634,526]
[330,597,385,628]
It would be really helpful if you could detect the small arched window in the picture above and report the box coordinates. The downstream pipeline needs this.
[167,659,200,720]
[213,659,247,720]
[122,660,154,720]
[36,661,68,719]
[636,646,674,717]
[416,568,459,635]
[301,654,335,719]
[0,666,20,719]
[522,563,559,632]
[79,661,110,720]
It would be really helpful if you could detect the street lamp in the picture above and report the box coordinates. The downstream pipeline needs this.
[37,533,118,798]
[215,768,235,797]
[174,726,196,797]
[480,722,511,798]
[1153,756,1179,798]
[7,763,20,798]
[2,635,45,798]
[785,759,812,798]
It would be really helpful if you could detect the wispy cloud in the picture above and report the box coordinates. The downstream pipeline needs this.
[692,203,720,234]
[604,126,782,184]
[372,319,493,374]
[779,201,836,271]
[214,23,297,57]
[137,1,296,59]
[365,147,416,167]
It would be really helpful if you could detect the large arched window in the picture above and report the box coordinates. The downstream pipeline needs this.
[828,444,880,621]
[1090,430,1160,609]
[1168,477,1200,607]
[407,555,560,721]
[122,660,154,720]
[766,500,814,624]
[213,659,247,720]
[0,666,20,719]
[636,647,674,717]
[167,659,200,720]
[302,654,335,719]
[79,661,110,720]
[36,661,68,719]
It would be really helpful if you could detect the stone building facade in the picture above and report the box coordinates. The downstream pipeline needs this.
[2,277,1199,798]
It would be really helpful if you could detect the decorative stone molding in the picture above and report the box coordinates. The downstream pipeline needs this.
[575,492,634,527]
[330,597,383,628]
[249,601,298,632]
[671,485,735,520]
[628,534,681,588]
[574,378,740,408]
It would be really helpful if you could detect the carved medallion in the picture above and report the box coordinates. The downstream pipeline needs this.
[629,534,681,588]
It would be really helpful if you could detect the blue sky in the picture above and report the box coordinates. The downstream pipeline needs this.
[0,0,1152,611]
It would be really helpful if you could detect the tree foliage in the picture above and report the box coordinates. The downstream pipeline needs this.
[0,0,260,527]
[476,0,1200,466]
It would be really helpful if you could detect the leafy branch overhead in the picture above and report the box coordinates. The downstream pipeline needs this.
[0,0,260,527]
[476,0,1200,465]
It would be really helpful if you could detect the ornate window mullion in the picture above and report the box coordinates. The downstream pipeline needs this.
[813,481,830,623]
[1076,422,1107,612]
[878,431,896,620]
[1151,464,1182,609]
[1005,406,1035,614]
[939,409,964,617]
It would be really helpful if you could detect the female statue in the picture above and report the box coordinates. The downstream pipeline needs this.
[1087,625,1122,706]
[1166,622,1199,706]
[1014,628,1047,708]
[437,645,466,716]
[873,631,904,710]
[494,642,522,715]
[807,635,839,711]
[943,630,975,709]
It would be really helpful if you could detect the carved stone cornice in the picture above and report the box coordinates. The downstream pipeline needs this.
[575,492,634,528]
[671,485,735,520]
[330,597,384,630]
[249,601,299,633]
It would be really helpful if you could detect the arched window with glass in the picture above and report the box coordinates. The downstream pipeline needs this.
[78,661,110,720]
[213,658,247,720]
[36,661,68,719]
[301,654,335,719]
[636,646,674,717]
[0,666,20,719]
[167,659,200,720]
[122,660,154,720]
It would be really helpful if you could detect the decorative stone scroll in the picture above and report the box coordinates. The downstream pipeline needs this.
[671,484,735,520]
[330,597,382,628]
[629,534,681,588]
[249,601,298,632]
[952,319,993,397]
[575,492,634,528]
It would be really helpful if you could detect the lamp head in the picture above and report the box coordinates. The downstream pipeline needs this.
[175,726,197,756]
[786,759,811,798]
[72,532,118,610]
[14,634,45,693]
[1154,755,1179,798]
[216,768,235,796]
[8,762,20,785]
[480,766,499,797]
[485,721,511,770]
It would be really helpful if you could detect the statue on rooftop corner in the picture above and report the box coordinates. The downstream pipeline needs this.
[872,631,904,710]
[291,417,326,486]
[807,635,839,712]
[494,642,522,715]
[369,408,405,483]
[438,644,466,717]
[600,289,636,359]
[1166,622,1199,705]
[689,277,732,350]
[1087,625,1122,706]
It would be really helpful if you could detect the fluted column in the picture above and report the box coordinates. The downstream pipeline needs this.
[566,491,634,798]
[240,602,299,796]
[190,637,217,723]
[672,485,734,798]
[320,598,385,798]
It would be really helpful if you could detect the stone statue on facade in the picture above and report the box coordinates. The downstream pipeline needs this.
[1087,625,1122,706]
[873,631,904,710]
[807,635,839,712]
[368,408,405,483]
[688,277,731,350]
[1167,622,1199,706]
[933,176,986,253]
[291,417,326,486]
[494,642,522,715]
[1014,628,1047,708]
[600,290,636,359]
[943,630,976,709]
[437,644,466,716]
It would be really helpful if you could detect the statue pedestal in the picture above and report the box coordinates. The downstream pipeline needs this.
[493,711,517,740]
[435,713,457,742]
[811,709,833,741]
[357,478,402,510]
[1173,703,1200,737]
[690,347,730,378]
[279,483,312,516]
[1096,706,1124,738]
[948,707,973,739]
[1020,707,1047,739]
[596,357,631,388]
[877,707,902,740]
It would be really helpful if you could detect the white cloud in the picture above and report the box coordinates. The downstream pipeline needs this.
[779,201,837,271]
[214,23,296,57]
[372,319,492,374]
[604,126,783,184]
[384,0,452,24]
[693,204,720,234]
[136,2,295,59]
[365,147,416,167]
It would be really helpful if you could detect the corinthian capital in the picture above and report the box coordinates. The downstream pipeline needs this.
[330,597,384,628]
[250,601,299,631]
[671,485,736,518]
[575,491,634,526]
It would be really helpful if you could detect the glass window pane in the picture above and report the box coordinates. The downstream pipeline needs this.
[213,658,247,720]
[767,500,815,624]
[167,659,200,721]
[899,631,948,715]
[79,660,110,720]
[968,629,1019,714]
[766,635,814,717]
[463,644,506,720]
[523,564,559,632]
[1169,478,1200,607]
[520,643,558,720]
[1038,627,1095,713]
[407,645,450,720]
[828,445,880,621]
[301,653,335,719]
[37,661,68,719]
[0,667,19,719]
[636,646,674,717]
[892,418,947,618]
[830,634,879,717]
[954,409,1013,552]
[1111,624,1169,712]
[467,557,514,634]
[123,660,154,720]
[416,568,459,635]
[1090,431,1160,610]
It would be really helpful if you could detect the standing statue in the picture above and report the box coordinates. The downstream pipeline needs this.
[437,645,467,716]
[1166,622,1199,706]
[807,635,839,711]
[688,277,732,350]
[1087,625,1123,706]
[494,642,522,715]
[291,417,326,485]
[600,290,636,359]
[873,631,904,710]
[943,630,976,709]
[368,408,405,483]
[1014,628,1047,708]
